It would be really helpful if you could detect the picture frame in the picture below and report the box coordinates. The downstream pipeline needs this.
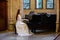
[46,0,54,9]
[23,0,30,9]
[35,0,43,9]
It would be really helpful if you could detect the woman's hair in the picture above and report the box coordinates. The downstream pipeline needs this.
[16,9,20,20]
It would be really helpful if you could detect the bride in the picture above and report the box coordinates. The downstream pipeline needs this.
[16,9,33,36]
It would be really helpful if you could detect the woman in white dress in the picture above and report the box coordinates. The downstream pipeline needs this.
[16,9,33,36]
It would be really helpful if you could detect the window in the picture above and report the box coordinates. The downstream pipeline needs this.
[23,0,30,9]
[46,0,54,9]
[35,0,43,9]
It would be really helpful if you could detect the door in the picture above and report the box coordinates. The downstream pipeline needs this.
[0,0,7,31]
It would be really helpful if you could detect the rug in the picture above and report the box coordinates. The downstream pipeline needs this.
[54,34,60,40]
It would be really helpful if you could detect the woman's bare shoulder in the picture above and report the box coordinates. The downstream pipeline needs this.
[18,14,20,16]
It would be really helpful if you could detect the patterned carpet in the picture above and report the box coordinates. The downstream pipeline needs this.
[0,32,58,40]
[54,34,60,40]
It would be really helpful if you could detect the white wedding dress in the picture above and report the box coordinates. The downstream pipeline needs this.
[16,15,32,36]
